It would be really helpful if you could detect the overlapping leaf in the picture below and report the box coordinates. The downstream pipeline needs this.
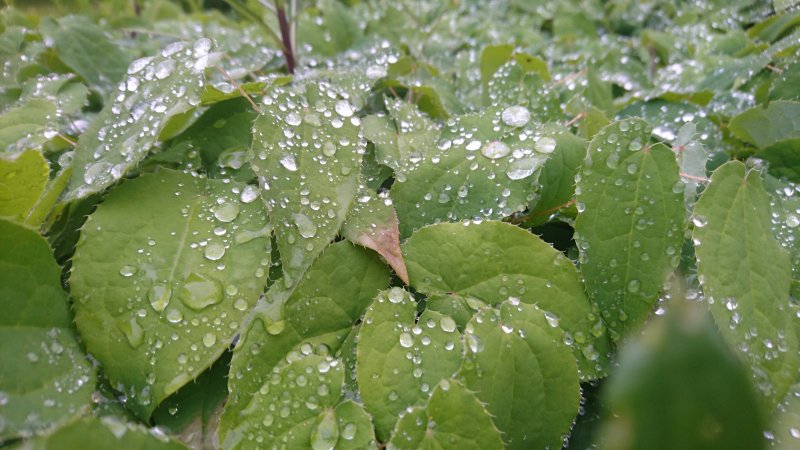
[693,161,800,407]
[575,118,684,341]
[0,219,95,441]
[250,82,364,288]
[403,221,612,379]
[0,149,49,223]
[70,169,270,419]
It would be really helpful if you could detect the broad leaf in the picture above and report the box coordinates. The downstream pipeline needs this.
[250,82,363,288]
[39,16,131,93]
[403,221,612,379]
[759,138,800,183]
[729,101,800,149]
[525,130,585,225]
[0,219,95,441]
[66,39,215,200]
[0,149,49,223]
[693,161,800,407]
[392,107,552,237]
[575,118,684,341]
[70,169,270,419]
[221,242,389,433]
[460,301,580,450]
[770,384,800,450]
[387,380,504,450]
[356,288,463,441]
[9,416,188,450]
[599,303,765,450]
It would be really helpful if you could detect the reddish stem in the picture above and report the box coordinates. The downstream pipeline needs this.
[276,5,296,74]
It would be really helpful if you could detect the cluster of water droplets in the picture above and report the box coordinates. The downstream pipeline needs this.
[72,38,216,198]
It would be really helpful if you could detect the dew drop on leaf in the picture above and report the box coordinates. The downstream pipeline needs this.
[213,202,240,222]
[481,141,510,159]
[535,137,557,153]
[501,106,530,127]
[179,272,222,310]
[148,283,172,312]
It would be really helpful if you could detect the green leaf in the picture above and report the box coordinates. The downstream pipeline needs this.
[693,161,800,407]
[769,384,800,449]
[0,99,57,153]
[0,149,49,223]
[387,380,504,450]
[403,221,612,379]
[770,61,800,101]
[486,61,562,122]
[70,169,270,420]
[250,82,363,288]
[66,38,215,200]
[729,100,800,149]
[575,118,685,341]
[220,352,345,450]
[460,301,580,450]
[480,44,514,104]
[38,16,131,93]
[356,288,463,441]
[391,107,551,237]
[759,138,800,183]
[342,189,408,283]
[599,303,765,450]
[0,219,95,441]
[9,416,189,450]
[220,242,389,434]
[764,174,800,298]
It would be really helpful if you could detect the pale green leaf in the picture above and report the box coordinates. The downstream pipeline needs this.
[0,149,49,223]
[70,169,270,420]
[693,161,800,407]
[0,219,95,441]
[770,384,800,450]
[220,242,389,434]
[66,39,215,200]
[460,301,580,450]
[403,221,612,379]
[575,118,684,341]
[356,288,463,441]
[0,99,57,153]
[729,101,800,149]
[387,380,504,450]
[250,82,363,288]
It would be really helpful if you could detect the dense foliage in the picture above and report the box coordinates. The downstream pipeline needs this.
[1,0,799,448]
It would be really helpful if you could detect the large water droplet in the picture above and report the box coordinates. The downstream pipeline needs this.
[440,316,456,333]
[506,157,540,180]
[311,409,339,450]
[204,242,226,261]
[535,137,557,153]
[118,317,144,348]
[119,265,138,277]
[335,100,354,117]
[179,272,223,310]
[399,332,414,348]
[501,106,530,127]
[293,213,318,238]
[214,202,240,222]
[148,283,172,312]
[482,141,511,159]
[280,154,298,171]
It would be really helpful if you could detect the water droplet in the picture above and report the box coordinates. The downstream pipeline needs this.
[240,185,259,203]
[118,317,144,348]
[342,422,357,440]
[179,272,222,310]
[787,214,800,228]
[166,308,183,323]
[439,316,456,333]
[399,332,413,348]
[203,332,216,347]
[293,213,318,238]
[482,141,510,159]
[387,288,405,303]
[154,59,175,79]
[119,265,138,277]
[322,141,337,157]
[627,279,641,293]
[692,215,707,228]
[544,311,560,327]
[335,100,354,117]
[280,154,298,171]
[148,283,172,312]
[234,298,248,311]
[501,106,530,127]
[214,202,240,222]
[506,157,540,180]
[204,242,226,261]
[285,112,302,126]
[535,137,557,153]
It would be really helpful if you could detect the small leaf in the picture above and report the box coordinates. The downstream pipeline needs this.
[9,416,189,450]
[480,44,514,104]
[524,131,585,226]
[66,38,214,200]
[220,242,389,434]
[356,288,463,441]
[599,302,765,450]
[387,380,504,450]
[460,301,580,450]
[0,149,49,223]
[342,190,408,283]
[70,169,270,419]
[403,221,612,379]
[0,99,57,152]
[250,82,363,288]
[693,161,800,407]
[575,118,684,341]
[729,100,800,149]
[0,219,95,441]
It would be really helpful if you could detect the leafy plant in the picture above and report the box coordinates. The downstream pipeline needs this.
[1,0,799,449]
